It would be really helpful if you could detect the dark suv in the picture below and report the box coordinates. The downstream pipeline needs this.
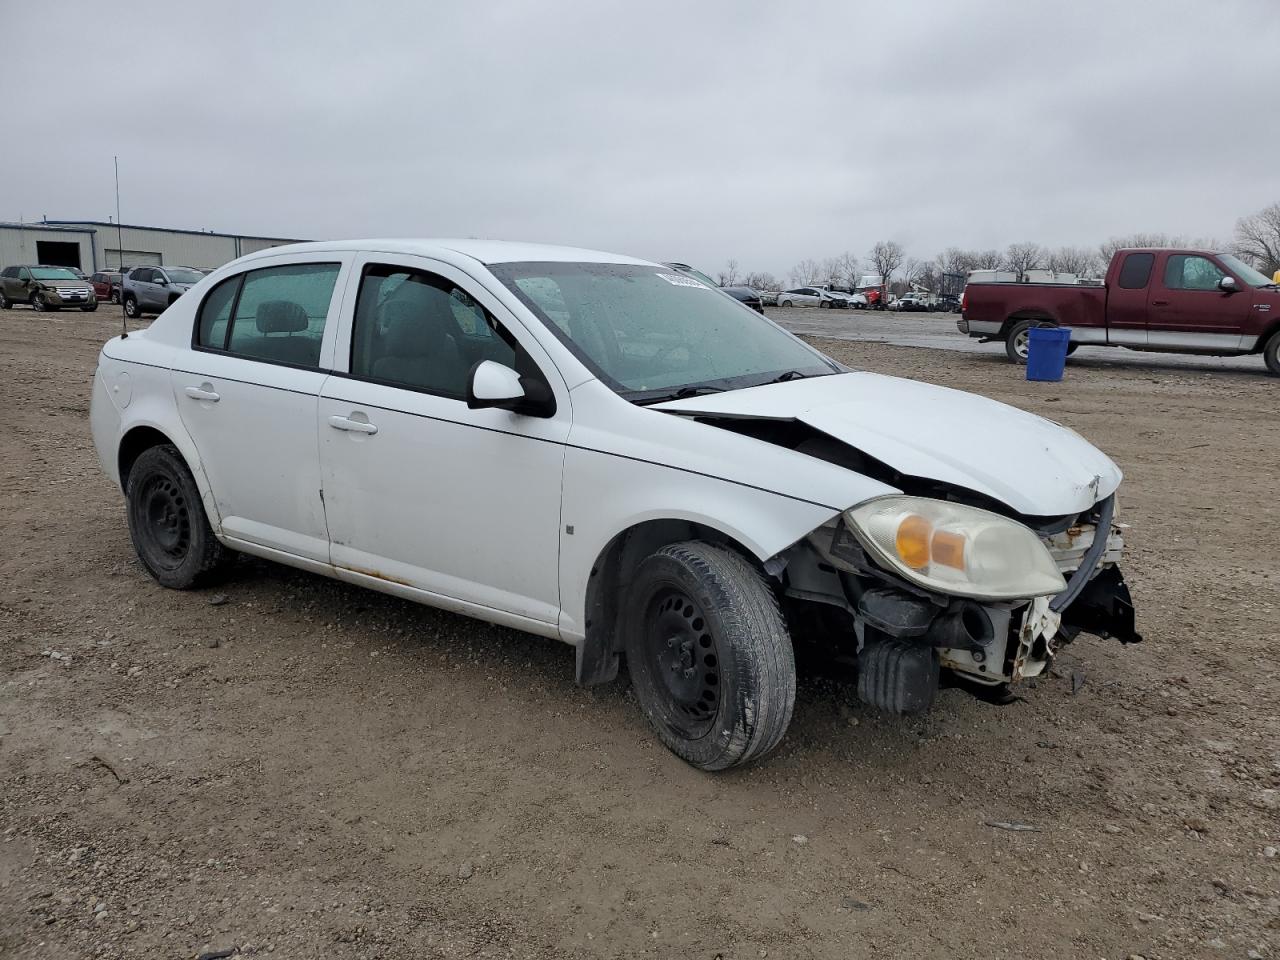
[0,265,98,312]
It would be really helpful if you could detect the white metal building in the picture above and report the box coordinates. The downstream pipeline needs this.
[0,220,303,273]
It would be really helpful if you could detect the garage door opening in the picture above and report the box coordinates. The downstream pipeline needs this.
[105,249,162,269]
[35,241,82,270]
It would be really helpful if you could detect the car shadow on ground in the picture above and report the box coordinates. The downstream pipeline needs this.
[211,555,939,767]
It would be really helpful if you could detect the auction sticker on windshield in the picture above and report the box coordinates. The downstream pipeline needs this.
[656,273,709,288]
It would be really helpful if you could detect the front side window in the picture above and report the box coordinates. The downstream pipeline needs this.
[350,264,519,398]
[194,262,339,369]
[1164,255,1226,291]
[492,261,838,402]
[132,268,153,283]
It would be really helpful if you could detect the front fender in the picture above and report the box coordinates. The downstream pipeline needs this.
[557,444,837,641]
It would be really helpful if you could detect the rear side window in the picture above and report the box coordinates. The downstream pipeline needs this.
[1117,253,1154,289]
[196,276,238,349]
[195,262,339,369]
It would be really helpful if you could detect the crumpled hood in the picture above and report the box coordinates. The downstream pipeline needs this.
[652,372,1121,516]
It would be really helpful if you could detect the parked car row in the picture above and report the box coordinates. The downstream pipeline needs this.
[775,286,871,309]
[1,263,213,317]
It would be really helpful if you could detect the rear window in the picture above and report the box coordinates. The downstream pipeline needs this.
[1117,253,1154,289]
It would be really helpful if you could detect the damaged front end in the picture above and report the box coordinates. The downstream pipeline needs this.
[780,493,1140,714]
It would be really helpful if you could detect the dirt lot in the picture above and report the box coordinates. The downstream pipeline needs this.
[2,307,1278,960]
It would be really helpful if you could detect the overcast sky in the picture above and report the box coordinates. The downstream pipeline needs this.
[2,0,1277,278]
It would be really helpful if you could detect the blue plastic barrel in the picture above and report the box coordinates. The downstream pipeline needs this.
[1026,327,1071,382]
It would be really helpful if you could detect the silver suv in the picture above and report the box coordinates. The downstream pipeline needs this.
[122,265,206,318]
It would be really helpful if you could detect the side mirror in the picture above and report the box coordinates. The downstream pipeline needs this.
[467,360,556,417]
[155,276,169,286]
[1218,276,1237,293]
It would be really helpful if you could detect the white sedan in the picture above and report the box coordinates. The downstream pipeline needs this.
[90,239,1141,770]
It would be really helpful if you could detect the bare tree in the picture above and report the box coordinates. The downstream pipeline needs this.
[1003,242,1045,281]
[789,258,822,286]
[867,240,905,288]
[1099,233,1173,262]
[915,261,942,293]
[1234,202,1280,276]
[900,258,925,289]
[936,247,977,276]
[834,251,860,289]
[1047,246,1101,278]
[745,271,779,291]
[717,258,741,286]
[971,249,1003,270]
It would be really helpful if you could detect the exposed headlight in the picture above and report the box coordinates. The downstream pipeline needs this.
[844,496,1066,601]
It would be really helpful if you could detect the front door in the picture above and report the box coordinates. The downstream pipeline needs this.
[1150,253,1253,350]
[173,255,348,561]
[318,255,570,625]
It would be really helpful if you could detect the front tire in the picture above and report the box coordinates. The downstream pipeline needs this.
[31,292,48,312]
[623,542,796,771]
[123,295,140,319]
[126,444,230,589]
[1264,331,1280,376]
[778,298,792,308]
[82,303,98,313]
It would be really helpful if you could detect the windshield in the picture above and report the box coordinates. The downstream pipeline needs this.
[1218,254,1274,287]
[31,267,78,280]
[491,261,840,401]
[165,268,205,284]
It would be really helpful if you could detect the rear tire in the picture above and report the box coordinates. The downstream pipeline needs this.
[1005,318,1045,364]
[0,291,10,309]
[1264,331,1280,376]
[126,444,230,589]
[109,289,120,305]
[623,542,796,771]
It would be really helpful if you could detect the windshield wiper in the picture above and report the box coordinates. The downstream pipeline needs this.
[763,370,808,384]
[633,384,726,405]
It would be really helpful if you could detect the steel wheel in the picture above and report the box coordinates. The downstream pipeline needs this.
[642,586,721,739]
[139,474,193,569]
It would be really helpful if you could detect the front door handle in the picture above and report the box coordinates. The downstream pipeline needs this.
[328,415,378,435]
[1151,299,1169,306]
[184,384,220,402]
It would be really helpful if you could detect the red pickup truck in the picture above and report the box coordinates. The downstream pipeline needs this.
[958,249,1280,375]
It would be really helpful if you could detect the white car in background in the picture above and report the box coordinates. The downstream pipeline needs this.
[777,286,839,308]
[90,239,1140,771]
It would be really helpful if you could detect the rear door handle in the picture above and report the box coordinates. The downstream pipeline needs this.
[184,384,220,402]
[328,415,378,435]
[1151,299,1169,306]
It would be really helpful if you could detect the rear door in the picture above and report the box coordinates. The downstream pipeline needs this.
[1105,251,1155,346]
[173,253,349,561]
[1150,253,1253,350]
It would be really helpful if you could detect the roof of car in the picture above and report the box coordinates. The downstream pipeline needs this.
[235,238,656,268]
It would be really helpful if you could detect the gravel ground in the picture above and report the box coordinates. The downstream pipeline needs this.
[1,306,1278,960]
